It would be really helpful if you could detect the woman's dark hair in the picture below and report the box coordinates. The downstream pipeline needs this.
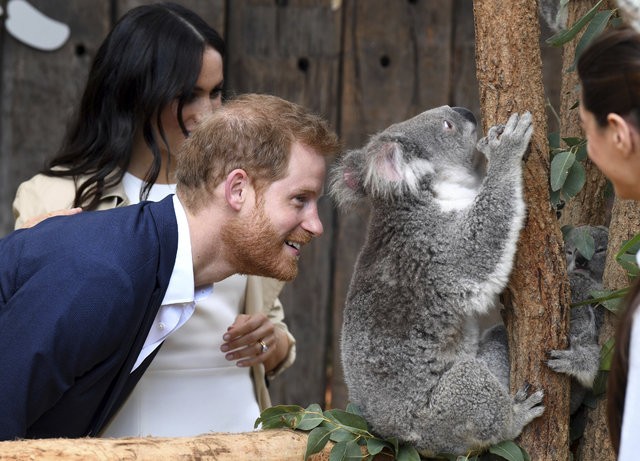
[46,2,225,209]
[578,27,640,453]
[577,26,640,128]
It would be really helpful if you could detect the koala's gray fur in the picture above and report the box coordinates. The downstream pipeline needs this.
[478,225,607,414]
[331,106,543,456]
[539,0,568,32]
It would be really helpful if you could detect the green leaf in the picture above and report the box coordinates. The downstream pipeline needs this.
[396,444,421,461]
[561,160,586,200]
[572,10,615,68]
[546,0,604,46]
[550,151,575,191]
[324,409,370,432]
[329,440,363,461]
[255,405,304,429]
[571,226,595,260]
[327,426,357,443]
[616,233,640,260]
[548,131,561,150]
[305,427,332,459]
[617,253,640,278]
[365,438,387,456]
[575,142,588,161]
[298,412,326,431]
[600,337,615,371]
[550,189,563,208]
[562,137,583,147]
[345,402,363,417]
[489,440,525,461]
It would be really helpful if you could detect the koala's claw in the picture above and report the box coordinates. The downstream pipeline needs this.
[511,385,545,434]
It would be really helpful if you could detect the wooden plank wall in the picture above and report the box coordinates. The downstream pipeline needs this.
[0,0,561,411]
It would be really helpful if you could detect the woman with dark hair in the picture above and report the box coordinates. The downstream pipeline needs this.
[577,25,640,459]
[12,2,295,437]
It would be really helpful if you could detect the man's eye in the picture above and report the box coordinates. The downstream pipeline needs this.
[210,86,223,99]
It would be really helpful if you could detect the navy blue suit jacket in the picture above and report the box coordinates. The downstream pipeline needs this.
[0,196,178,440]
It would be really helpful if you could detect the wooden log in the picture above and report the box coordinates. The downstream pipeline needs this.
[0,429,334,461]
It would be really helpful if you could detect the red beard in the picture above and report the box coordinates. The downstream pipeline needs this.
[221,203,312,281]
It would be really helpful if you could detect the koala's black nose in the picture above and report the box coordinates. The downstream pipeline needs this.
[452,107,477,125]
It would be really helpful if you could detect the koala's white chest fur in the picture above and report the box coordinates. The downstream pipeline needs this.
[432,166,481,212]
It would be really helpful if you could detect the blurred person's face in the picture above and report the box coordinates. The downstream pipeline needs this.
[159,46,224,155]
[579,97,640,201]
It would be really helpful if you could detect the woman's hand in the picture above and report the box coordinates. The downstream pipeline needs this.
[221,313,290,372]
[21,207,83,229]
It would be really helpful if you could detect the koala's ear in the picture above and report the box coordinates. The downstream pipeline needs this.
[372,142,404,182]
[329,149,367,210]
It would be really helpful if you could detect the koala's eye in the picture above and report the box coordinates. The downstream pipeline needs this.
[443,120,454,131]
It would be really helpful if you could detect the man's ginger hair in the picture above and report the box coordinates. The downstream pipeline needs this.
[176,93,340,211]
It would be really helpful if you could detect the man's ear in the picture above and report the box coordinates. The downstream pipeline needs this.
[607,113,634,157]
[224,169,250,211]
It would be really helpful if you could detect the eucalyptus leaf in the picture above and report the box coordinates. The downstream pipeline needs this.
[616,253,640,278]
[365,438,387,456]
[548,131,560,150]
[600,337,615,371]
[571,226,595,260]
[550,189,562,208]
[328,426,356,443]
[575,142,588,161]
[255,405,304,429]
[616,233,640,260]
[329,440,363,461]
[561,160,586,200]
[396,444,421,461]
[562,137,582,147]
[298,411,326,431]
[546,0,604,46]
[489,440,525,461]
[550,151,575,191]
[305,427,332,459]
[572,10,615,68]
[346,402,363,417]
[324,409,370,432]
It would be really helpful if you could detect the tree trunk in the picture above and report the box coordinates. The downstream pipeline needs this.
[473,1,572,459]
[557,0,611,228]
[0,429,334,461]
[576,199,640,460]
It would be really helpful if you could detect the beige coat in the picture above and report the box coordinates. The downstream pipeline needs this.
[12,173,296,410]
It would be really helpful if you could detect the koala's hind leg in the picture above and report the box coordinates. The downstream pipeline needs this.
[417,359,544,456]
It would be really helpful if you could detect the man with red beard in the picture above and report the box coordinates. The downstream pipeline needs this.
[0,93,340,441]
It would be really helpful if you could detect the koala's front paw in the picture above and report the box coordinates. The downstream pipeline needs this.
[511,384,545,433]
[547,345,600,388]
[476,112,533,162]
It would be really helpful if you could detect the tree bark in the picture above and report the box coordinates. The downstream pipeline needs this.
[0,429,334,461]
[576,199,640,460]
[557,0,611,228]
[473,1,571,459]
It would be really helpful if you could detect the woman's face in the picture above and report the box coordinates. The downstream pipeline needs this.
[579,97,640,200]
[159,46,224,155]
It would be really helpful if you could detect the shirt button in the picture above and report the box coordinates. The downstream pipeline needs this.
[158,322,166,331]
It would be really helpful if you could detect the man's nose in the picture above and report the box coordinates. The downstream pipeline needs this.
[303,209,324,237]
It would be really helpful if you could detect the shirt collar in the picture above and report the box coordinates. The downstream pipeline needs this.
[162,195,197,305]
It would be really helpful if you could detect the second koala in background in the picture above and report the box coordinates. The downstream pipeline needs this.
[478,225,608,415]
[331,106,542,456]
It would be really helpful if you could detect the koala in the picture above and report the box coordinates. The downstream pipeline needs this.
[539,0,569,33]
[331,106,543,456]
[478,225,607,414]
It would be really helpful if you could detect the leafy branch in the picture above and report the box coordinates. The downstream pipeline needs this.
[255,404,531,461]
